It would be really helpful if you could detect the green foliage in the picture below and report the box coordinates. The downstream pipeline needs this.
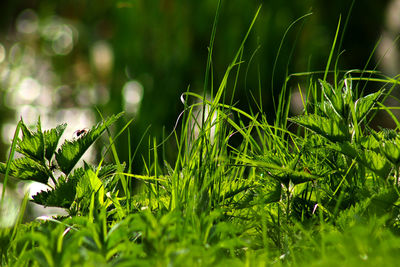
[55,113,123,175]
[3,5,400,267]
[0,112,124,214]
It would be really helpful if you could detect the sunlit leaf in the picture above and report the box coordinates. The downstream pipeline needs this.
[329,141,358,159]
[55,112,123,175]
[17,118,45,163]
[76,168,104,206]
[0,157,50,184]
[241,157,319,185]
[358,149,391,178]
[31,174,77,208]
[97,162,125,190]
[380,138,400,165]
[289,114,350,142]
[359,134,380,151]
[320,79,347,119]
[257,176,281,204]
[44,123,67,162]
[355,90,382,123]
[368,187,399,216]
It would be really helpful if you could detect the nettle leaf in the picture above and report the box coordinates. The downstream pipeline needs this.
[44,123,67,162]
[31,163,121,209]
[358,149,391,178]
[355,90,382,123]
[75,168,104,206]
[380,138,400,166]
[257,176,281,204]
[359,134,380,152]
[55,112,123,175]
[289,114,350,142]
[31,181,69,208]
[5,157,50,184]
[329,141,358,159]
[270,169,318,185]
[97,162,125,190]
[368,187,399,216]
[17,119,45,163]
[242,158,319,185]
[32,167,85,208]
[320,79,346,119]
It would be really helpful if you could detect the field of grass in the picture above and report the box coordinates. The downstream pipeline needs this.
[2,4,400,267]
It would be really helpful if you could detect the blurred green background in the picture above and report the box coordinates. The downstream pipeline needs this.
[0,0,396,173]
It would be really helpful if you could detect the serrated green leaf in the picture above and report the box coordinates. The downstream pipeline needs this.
[97,162,125,190]
[17,118,45,163]
[320,79,347,119]
[368,187,399,216]
[241,157,319,185]
[1,157,50,184]
[55,112,123,175]
[0,162,5,173]
[359,134,380,151]
[97,163,124,180]
[44,123,67,162]
[359,149,391,178]
[329,141,359,159]
[257,177,281,204]
[355,90,382,123]
[75,168,104,206]
[289,114,351,142]
[380,138,400,165]
[32,167,85,208]
[31,186,72,208]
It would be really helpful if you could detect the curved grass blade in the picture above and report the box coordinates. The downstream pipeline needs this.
[0,120,22,204]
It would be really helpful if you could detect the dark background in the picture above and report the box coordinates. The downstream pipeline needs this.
[0,0,396,172]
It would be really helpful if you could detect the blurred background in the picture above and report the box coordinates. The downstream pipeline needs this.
[0,0,399,223]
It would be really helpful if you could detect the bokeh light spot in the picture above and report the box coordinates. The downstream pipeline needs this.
[17,77,41,102]
[91,41,114,76]
[16,9,39,34]
[42,19,76,55]
[122,80,143,114]
[0,43,6,63]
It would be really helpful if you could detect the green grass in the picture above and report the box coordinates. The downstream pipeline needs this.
[2,5,400,267]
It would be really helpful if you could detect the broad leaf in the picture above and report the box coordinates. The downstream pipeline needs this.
[358,149,391,178]
[257,176,281,204]
[289,114,350,142]
[0,162,5,173]
[17,119,45,163]
[368,187,399,216]
[380,138,400,165]
[1,157,50,184]
[359,134,380,152]
[43,123,67,161]
[32,167,85,208]
[329,141,358,159]
[55,112,123,175]
[355,90,382,123]
[241,157,319,185]
[320,79,347,119]
[75,168,104,206]
[97,162,125,190]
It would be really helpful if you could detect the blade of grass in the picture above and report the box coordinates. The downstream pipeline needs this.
[1,120,22,206]
[323,16,341,82]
